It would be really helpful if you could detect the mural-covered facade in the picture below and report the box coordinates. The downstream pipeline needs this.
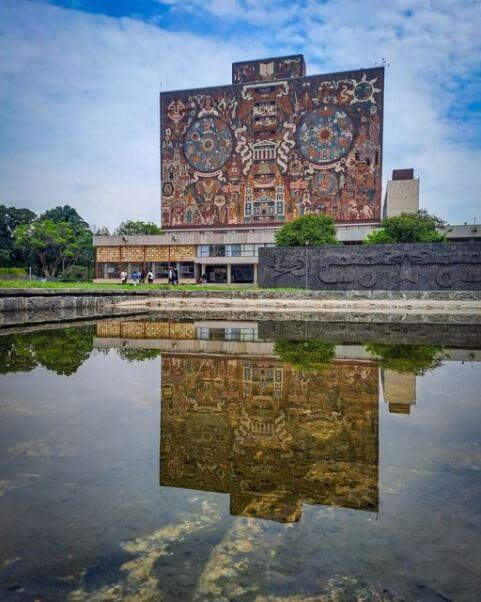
[160,354,379,522]
[160,55,384,229]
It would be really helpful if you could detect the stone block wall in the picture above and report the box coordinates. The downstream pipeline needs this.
[258,242,481,291]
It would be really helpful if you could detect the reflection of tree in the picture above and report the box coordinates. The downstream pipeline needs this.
[0,325,95,376]
[117,347,162,362]
[0,335,37,374]
[274,340,335,371]
[365,343,445,375]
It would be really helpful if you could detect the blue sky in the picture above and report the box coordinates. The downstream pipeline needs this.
[0,0,480,228]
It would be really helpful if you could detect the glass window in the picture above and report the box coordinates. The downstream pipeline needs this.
[198,245,209,258]
[179,262,194,278]
[228,244,241,257]
[232,264,254,283]
[155,262,169,278]
[209,245,226,257]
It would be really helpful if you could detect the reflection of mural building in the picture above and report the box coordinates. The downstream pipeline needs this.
[160,353,379,522]
[161,55,384,229]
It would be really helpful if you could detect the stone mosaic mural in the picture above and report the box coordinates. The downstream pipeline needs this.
[160,57,384,229]
[259,242,481,291]
[160,354,379,522]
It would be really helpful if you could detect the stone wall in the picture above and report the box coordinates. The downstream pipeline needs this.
[258,242,481,291]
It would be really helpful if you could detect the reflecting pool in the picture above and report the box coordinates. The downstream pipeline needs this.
[1,317,481,601]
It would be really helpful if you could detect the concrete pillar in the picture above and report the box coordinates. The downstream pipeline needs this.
[227,264,232,284]
[253,263,258,284]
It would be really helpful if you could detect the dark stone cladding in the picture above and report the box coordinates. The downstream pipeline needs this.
[258,242,481,291]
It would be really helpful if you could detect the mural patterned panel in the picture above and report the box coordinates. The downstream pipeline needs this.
[160,59,384,229]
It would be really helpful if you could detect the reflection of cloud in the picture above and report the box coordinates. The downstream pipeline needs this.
[8,438,76,458]
[68,500,221,601]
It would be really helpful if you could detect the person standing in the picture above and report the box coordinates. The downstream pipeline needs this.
[173,267,179,285]
[147,270,154,284]
[132,270,139,286]
[120,269,127,285]
[140,268,146,284]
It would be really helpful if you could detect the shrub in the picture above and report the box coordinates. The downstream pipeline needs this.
[275,214,338,247]
[60,264,91,281]
[0,267,27,279]
[364,210,447,244]
[365,343,445,375]
[274,340,336,371]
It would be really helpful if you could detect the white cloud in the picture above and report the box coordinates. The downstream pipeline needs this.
[0,0,267,228]
[0,0,480,227]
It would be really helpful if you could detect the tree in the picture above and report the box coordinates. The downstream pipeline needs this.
[364,210,447,244]
[14,219,91,278]
[93,225,110,236]
[115,221,162,236]
[41,205,90,231]
[41,205,94,270]
[274,214,338,247]
[0,205,37,267]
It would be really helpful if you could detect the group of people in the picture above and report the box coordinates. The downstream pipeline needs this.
[120,268,154,286]
[167,266,179,285]
[120,267,179,285]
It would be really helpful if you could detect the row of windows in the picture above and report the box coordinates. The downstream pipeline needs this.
[245,202,284,216]
[197,243,275,258]
[97,261,195,279]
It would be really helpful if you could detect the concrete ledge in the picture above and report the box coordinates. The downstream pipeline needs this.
[2,287,481,300]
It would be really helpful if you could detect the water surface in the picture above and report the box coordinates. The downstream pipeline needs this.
[0,318,480,601]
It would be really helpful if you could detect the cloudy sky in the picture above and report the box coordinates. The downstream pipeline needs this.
[0,0,480,229]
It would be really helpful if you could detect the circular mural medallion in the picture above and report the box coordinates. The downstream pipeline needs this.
[183,116,233,173]
[162,182,174,196]
[353,81,373,102]
[297,105,355,165]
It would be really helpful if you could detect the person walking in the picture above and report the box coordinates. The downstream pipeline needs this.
[140,268,146,284]
[168,266,173,285]
[132,270,139,286]
[147,270,154,284]
[173,267,179,285]
[120,269,127,285]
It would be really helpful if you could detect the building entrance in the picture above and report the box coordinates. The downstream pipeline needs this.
[206,265,227,283]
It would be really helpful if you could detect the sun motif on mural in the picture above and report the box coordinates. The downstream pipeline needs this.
[183,116,233,173]
[297,105,355,165]
[349,73,381,105]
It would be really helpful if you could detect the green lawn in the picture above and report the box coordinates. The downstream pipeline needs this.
[0,279,260,291]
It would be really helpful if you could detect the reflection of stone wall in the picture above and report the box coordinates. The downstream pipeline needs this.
[160,354,379,522]
[259,243,481,291]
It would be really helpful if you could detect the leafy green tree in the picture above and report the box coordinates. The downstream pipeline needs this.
[275,214,338,247]
[365,343,445,375]
[41,205,93,270]
[115,221,162,235]
[41,205,89,231]
[0,205,37,267]
[14,219,92,278]
[93,225,110,236]
[364,210,447,244]
[274,339,336,371]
